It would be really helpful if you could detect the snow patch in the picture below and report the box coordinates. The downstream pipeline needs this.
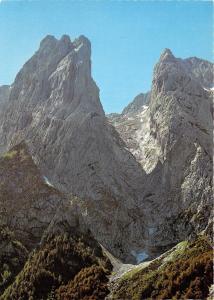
[43,176,54,187]
[74,43,83,52]
[203,86,214,92]
[131,250,149,264]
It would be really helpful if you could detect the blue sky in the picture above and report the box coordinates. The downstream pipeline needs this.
[0,0,212,113]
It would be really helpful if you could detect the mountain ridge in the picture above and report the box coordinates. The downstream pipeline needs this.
[0,35,213,299]
[0,37,213,263]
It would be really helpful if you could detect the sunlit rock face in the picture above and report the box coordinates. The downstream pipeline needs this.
[108,95,162,174]
[109,49,213,257]
[0,35,147,262]
[143,49,213,254]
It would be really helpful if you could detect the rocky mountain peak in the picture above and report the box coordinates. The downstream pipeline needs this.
[39,34,74,54]
[39,34,58,49]
[153,49,213,96]
[160,48,175,61]
[4,34,103,122]
[74,34,91,47]
[122,92,150,115]
[184,56,214,89]
[59,34,72,44]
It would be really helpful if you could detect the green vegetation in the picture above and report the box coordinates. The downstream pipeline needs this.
[112,236,213,300]
[2,150,17,159]
[1,233,112,300]
[0,226,28,295]
[56,265,109,300]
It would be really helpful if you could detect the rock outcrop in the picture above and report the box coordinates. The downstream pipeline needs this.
[0,35,146,262]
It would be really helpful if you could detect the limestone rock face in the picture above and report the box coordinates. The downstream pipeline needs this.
[0,85,10,117]
[122,92,150,116]
[144,49,213,251]
[183,56,213,89]
[108,99,161,174]
[109,49,213,256]
[0,35,146,261]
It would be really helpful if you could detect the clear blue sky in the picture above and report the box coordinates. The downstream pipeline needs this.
[0,0,212,113]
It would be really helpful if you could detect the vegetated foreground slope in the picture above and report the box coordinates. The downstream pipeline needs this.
[111,236,213,300]
[2,232,112,300]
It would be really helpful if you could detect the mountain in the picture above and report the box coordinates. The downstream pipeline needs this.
[0,35,212,264]
[109,49,213,257]
[0,35,147,262]
[0,34,213,299]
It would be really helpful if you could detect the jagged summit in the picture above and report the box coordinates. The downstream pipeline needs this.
[160,48,175,61]
[122,92,150,115]
[39,34,90,54]
[155,49,213,90]
[39,34,58,48]
[60,34,72,43]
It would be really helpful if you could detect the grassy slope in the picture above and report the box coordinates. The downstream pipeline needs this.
[112,236,213,300]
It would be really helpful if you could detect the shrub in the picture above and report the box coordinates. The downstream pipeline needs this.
[1,233,111,300]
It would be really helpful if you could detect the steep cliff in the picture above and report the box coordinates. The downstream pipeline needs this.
[109,49,213,257]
